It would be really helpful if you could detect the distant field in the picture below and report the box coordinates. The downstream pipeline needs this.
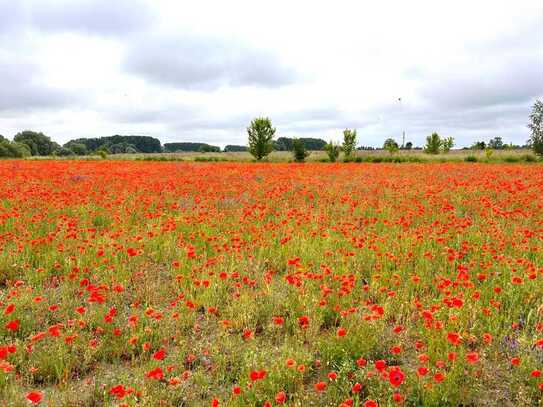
[27,148,540,163]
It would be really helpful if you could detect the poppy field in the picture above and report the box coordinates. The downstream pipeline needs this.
[1,160,543,406]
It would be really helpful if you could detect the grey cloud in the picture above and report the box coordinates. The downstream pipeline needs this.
[420,59,543,110]
[0,0,153,37]
[0,55,75,113]
[123,33,299,90]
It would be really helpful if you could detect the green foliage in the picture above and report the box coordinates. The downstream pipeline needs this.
[404,141,413,150]
[291,138,309,162]
[471,141,486,150]
[484,148,493,160]
[465,155,478,162]
[528,99,543,155]
[163,142,219,152]
[383,138,399,154]
[521,153,536,162]
[198,144,221,153]
[488,136,504,150]
[342,129,357,158]
[54,147,75,156]
[324,141,341,162]
[68,143,88,155]
[247,117,275,160]
[108,142,138,154]
[442,136,454,153]
[0,138,31,158]
[13,130,58,156]
[275,137,327,151]
[224,145,248,152]
[66,135,161,154]
[424,132,442,154]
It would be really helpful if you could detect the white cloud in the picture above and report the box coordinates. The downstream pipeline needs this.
[0,0,542,147]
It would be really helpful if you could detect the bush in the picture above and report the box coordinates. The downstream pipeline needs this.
[383,138,399,154]
[324,141,341,162]
[55,147,75,156]
[503,155,520,163]
[465,155,478,162]
[292,138,309,162]
[521,154,536,162]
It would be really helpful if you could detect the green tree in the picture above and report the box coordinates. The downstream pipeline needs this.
[68,143,88,156]
[528,99,543,156]
[404,141,413,150]
[383,138,399,154]
[442,136,454,153]
[292,138,309,162]
[55,147,75,156]
[424,132,442,154]
[13,130,58,156]
[342,129,357,159]
[247,117,275,160]
[488,136,504,150]
[471,141,486,150]
[324,141,341,162]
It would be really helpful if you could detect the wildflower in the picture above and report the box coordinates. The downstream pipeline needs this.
[26,391,43,404]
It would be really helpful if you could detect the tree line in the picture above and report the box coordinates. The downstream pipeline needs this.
[1,100,542,159]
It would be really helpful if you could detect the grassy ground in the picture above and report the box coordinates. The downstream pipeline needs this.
[1,161,543,406]
[26,149,541,163]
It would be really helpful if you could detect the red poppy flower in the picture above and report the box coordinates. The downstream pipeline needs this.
[26,391,43,404]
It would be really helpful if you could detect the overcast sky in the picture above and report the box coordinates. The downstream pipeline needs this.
[1,0,542,147]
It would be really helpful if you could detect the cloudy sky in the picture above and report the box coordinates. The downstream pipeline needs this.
[1,0,542,148]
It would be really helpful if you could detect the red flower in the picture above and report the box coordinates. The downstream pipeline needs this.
[314,381,327,392]
[26,391,43,404]
[389,367,405,387]
[447,332,461,346]
[298,315,310,329]
[153,348,166,361]
[466,352,479,364]
[337,327,347,337]
[275,391,286,404]
[146,367,164,380]
[375,360,387,371]
[4,303,15,315]
[5,319,19,331]
[352,382,362,393]
[364,400,378,407]
[109,385,127,399]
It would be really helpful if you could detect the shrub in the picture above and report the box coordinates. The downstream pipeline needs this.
[292,138,309,162]
[484,148,493,160]
[465,155,478,162]
[521,154,536,162]
[442,136,454,153]
[503,155,520,163]
[55,147,75,156]
[383,138,399,154]
[324,141,341,162]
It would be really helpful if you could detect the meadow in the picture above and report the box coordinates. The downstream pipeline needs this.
[1,160,543,406]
